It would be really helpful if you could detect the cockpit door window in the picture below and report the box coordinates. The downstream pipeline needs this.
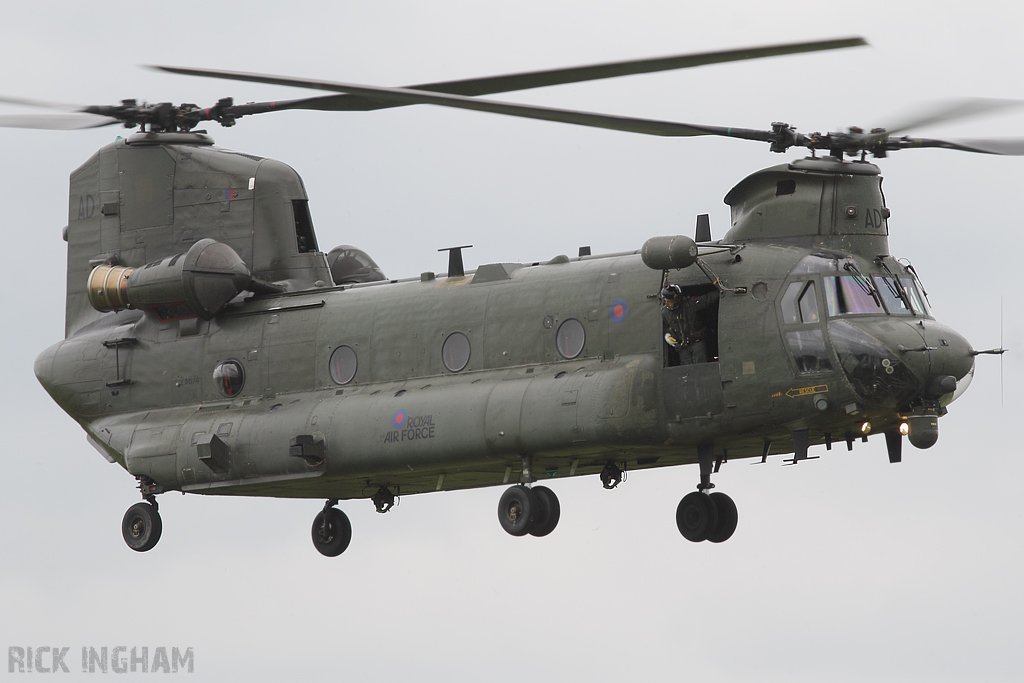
[780,278,833,375]
[785,330,834,374]
[781,280,820,324]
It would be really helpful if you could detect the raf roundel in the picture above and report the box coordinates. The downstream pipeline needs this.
[392,410,407,428]
[610,298,628,323]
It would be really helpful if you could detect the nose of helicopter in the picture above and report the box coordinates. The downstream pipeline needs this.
[916,319,975,388]
[828,318,974,409]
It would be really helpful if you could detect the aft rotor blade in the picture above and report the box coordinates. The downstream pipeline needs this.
[159,37,866,114]
[0,113,120,130]
[884,98,1024,135]
[154,65,776,140]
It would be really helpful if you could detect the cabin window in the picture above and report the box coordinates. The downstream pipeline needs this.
[785,330,833,374]
[328,345,358,385]
[823,276,885,316]
[442,332,471,372]
[555,319,586,359]
[776,179,796,196]
[213,360,245,397]
[292,200,318,254]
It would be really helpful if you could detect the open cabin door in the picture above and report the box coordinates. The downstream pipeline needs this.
[659,283,724,420]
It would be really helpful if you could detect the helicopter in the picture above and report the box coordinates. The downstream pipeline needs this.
[7,36,1014,557]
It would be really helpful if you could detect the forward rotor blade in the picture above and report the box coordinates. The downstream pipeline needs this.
[899,136,1024,155]
[153,65,776,141]
[885,98,1024,135]
[154,36,866,114]
[0,95,91,111]
[285,37,868,112]
[0,113,120,130]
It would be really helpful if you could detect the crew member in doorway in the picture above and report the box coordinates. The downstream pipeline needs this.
[661,284,718,365]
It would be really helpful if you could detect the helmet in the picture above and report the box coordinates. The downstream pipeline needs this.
[661,284,682,300]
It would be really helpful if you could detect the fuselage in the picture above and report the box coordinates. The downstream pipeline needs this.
[35,239,973,500]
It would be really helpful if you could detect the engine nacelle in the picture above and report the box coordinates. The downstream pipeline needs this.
[87,238,251,320]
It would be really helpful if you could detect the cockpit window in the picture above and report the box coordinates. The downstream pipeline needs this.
[791,253,841,274]
[903,278,931,316]
[874,277,913,315]
[824,276,884,316]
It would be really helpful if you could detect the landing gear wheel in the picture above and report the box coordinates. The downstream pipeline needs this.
[497,485,537,537]
[311,507,352,557]
[676,491,719,542]
[706,492,738,543]
[528,486,561,537]
[122,502,162,552]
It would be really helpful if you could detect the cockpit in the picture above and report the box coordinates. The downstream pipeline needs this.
[778,252,939,395]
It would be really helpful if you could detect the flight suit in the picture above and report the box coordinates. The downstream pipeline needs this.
[662,290,719,365]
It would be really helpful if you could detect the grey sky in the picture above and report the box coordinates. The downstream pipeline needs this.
[1,1,1022,681]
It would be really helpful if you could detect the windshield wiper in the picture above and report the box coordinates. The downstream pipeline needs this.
[904,262,931,305]
[876,257,914,312]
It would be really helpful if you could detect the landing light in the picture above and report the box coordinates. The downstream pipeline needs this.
[899,422,910,436]
[861,421,872,435]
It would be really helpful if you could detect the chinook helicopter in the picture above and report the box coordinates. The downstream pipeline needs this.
[7,36,1015,556]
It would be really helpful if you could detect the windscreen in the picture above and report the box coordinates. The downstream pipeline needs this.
[823,276,884,316]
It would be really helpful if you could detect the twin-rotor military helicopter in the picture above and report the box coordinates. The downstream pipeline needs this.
[6,37,1015,555]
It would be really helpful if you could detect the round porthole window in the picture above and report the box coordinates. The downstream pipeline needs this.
[442,332,471,372]
[328,345,358,385]
[213,360,245,397]
[555,319,585,359]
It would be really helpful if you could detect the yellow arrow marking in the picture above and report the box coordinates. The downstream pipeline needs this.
[785,384,829,398]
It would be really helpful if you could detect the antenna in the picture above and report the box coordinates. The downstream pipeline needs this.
[1000,296,1004,407]
[438,245,472,277]
[695,214,712,242]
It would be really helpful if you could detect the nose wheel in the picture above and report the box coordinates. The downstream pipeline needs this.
[675,443,738,543]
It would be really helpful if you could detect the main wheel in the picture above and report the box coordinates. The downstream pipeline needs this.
[675,491,719,542]
[311,507,352,557]
[122,502,162,552]
[529,486,561,537]
[497,486,536,536]
[706,492,738,543]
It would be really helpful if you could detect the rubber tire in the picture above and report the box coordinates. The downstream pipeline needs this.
[706,492,738,543]
[676,491,719,542]
[311,507,352,557]
[529,486,561,537]
[497,486,536,537]
[122,502,162,552]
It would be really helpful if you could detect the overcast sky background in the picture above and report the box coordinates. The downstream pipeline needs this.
[1,1,1022,681]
